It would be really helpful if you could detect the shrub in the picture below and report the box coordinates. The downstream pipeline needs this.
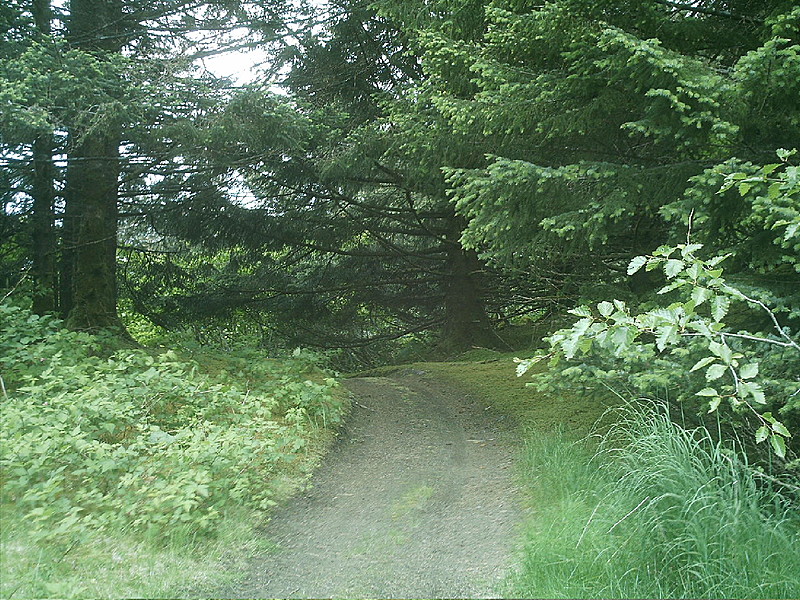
[0,302,344,545]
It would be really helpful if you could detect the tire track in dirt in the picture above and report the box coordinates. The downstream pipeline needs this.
[219,370,523,599]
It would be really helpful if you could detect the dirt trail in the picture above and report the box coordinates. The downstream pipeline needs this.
[220,370,523,599]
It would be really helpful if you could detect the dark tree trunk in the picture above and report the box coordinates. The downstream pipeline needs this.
[31,132,57,315]
[440,234,497,353]
[64,134,122,330]
[31,0,56,314]
[62,0,126,331]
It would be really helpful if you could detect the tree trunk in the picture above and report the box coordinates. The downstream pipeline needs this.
[62,0,126,331]
[64,133,122,330]
[59,155,78,319]
[440,235,497,353]
[31,132,57,315]
[31,0,56,314]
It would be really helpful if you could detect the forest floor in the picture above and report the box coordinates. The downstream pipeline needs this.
[215,368,525,599]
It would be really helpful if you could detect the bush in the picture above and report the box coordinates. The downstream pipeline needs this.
[519,151,800,461]
[0,302,345,545]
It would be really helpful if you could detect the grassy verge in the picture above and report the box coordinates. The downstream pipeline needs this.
[508,403,800,599]
[0,305,348,599]
[1,510,271,598]
[357,351,616,436]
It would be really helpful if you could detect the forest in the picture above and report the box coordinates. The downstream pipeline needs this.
[1,0,799,598]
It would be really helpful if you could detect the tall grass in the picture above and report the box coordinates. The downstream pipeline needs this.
[509,403,800,599]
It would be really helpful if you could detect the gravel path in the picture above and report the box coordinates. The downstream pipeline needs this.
[220,370,523,599]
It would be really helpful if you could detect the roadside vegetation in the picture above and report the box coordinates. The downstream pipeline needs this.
[498,158,800,597]
[508,405,800,599]
[0,302,347,598]
[499,248,800,597]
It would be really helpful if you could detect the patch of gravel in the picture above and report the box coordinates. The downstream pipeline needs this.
[217,371,524,599]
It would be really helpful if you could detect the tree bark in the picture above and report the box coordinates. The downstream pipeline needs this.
[64,134,122,330]
[31,136,57,314]
[31,0,56,314]
[62,0,126,331]
[59,155,78,319]
[439,229,497,353]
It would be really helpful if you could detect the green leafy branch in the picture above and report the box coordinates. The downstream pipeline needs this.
[517,241,798,457]
[718,148,800,272]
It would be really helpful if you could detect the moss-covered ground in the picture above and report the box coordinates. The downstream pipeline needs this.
[354,349,617,437]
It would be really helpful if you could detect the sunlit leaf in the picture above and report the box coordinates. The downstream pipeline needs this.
[627,255,647,275]
[770,435,786,458]
[706,363,727,381]
[598,301,614,317]
[664,259,685,279]
[772,421,791,438]
[739,362,759,379]
[690,356,716,372]
[696,387,718,397]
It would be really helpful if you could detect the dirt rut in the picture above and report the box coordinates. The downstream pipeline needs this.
[220,371,523,599]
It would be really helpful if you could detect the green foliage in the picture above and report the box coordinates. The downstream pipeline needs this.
[0,39,131,143]
[519,151,800,458]
[409,0,800,311]
[519,240,798,457]
[664,149,800,297]
[510,406,800,599]
[0,303,344,546]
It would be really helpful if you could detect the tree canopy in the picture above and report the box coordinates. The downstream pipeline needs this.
[2,0,798,393]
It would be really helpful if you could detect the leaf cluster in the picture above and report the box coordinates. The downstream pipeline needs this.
[519,233,798,459]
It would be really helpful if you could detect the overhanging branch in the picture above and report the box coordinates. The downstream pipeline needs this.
[653,0,764,24]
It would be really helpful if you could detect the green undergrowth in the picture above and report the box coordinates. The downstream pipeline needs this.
[507,403,800,599]
[0,303,347,598]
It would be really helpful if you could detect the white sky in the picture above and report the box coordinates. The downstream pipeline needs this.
[200,0,329,85]
[202,46,271,85]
